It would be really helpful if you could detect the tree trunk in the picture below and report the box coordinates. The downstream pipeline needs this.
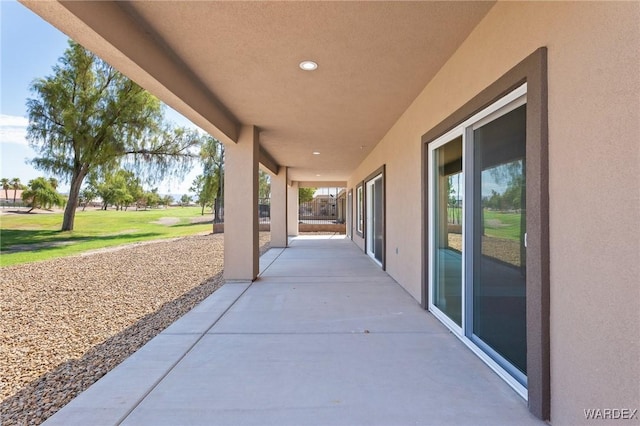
[214,182,223,223]
[61,170,86,231]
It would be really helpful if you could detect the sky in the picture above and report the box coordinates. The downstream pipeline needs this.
[0,0,203,195]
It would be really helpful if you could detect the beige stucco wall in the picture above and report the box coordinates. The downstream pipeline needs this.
[348,2,639,424]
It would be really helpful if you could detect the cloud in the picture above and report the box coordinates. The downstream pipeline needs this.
[0,114,29,146]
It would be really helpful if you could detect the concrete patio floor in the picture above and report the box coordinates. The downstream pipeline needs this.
[44,235,544,426]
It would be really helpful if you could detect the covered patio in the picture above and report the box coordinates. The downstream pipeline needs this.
[19,2,640,423]
[44,235,542,426]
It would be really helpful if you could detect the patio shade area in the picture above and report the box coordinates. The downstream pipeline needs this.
[44,235,543,426]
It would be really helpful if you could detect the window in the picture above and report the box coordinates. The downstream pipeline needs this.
[422,48,548,420]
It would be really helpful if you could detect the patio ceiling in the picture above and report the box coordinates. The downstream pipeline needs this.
[21,1,495,182]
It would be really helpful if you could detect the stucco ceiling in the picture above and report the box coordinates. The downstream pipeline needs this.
[21,1,495,183]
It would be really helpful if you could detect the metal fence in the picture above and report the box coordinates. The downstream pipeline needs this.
[212,195,347,231]
[299,196,345,224]
[258,197,270,224]
[1,200,27,210]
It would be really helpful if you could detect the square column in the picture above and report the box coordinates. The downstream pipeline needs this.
[224,125,259,281]
[287,181,299,236]
[270,167,288,248]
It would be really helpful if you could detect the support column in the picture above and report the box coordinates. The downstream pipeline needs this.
[224,125,259,281]
[270,167,288,248]
[287,181,299,236]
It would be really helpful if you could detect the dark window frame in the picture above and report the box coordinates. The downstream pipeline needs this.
[421,48,549,420]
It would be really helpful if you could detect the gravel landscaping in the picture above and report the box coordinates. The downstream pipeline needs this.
[0,232,270,426]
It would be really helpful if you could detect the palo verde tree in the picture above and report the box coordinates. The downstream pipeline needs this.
[27,40,199,231]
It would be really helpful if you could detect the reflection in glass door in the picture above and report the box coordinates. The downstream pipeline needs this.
[472,104,527,382]
[428,84,528,395]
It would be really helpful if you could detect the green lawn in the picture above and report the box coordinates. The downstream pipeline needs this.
[0,207,213,266]
[447,207,523,241]
[482,209,523,241]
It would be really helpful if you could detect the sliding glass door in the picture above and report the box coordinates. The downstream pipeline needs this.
[366,174,383,265]
[428,84,528,395]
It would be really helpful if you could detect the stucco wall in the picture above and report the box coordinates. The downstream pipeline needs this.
[348,2,640,424]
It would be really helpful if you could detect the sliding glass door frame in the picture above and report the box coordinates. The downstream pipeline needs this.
[421,48,548,420]
[427,84,528,399]
[360,165,385,269]
[427,127,466,335]
[365,169,385,267]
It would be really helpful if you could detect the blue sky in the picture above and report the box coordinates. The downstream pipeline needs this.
[0,0,202,195]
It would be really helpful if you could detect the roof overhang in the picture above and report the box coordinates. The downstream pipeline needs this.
[20,0,495,183]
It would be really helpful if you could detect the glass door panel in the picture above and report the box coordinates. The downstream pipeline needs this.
[366,175,383,265]
[472,105,527,377]
[373,178,383,263]
[432,136,463,327]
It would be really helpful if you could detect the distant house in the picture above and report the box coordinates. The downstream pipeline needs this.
[0,189,24,204]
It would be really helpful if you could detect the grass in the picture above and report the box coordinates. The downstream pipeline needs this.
[0,207,214,267]
[447,207,523,241]
[482,210,523,241]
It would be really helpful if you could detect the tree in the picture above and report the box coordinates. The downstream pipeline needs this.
[22,177,66,213]
[1,178,9,201]
[199,136,224,221]
[258,170,271,199]
[10,178,22,203]
[180,194,192,206]
[190,174,214,215]
[48,177,59,190]
[144,188,161,209]
[79,186,97,211]
[299,187,316,203]
[27,40,199,231]
[161,194,174,208]
[89,169,139,210]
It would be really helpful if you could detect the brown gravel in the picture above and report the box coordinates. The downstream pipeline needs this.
[448,233,522,266]
[0,232,271,426]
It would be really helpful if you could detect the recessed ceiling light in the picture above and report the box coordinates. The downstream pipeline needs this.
[312,151,320,155]
[299,60,318,71]
[316,174,321,177]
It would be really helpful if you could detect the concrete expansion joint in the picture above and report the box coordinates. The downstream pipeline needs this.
[257,248,287,277]
[224,279,254,285]
[115,280,252,425]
